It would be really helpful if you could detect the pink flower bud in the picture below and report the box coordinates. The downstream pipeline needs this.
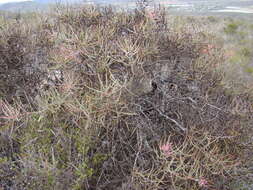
[198,178,208,187]
[160,142,173,157]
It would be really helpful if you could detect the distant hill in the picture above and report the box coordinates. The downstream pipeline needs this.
[34,0,52,3]
[0,0,90,13]
[0,1,49,12]
[0,0,131,13]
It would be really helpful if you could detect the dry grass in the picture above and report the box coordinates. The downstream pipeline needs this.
[0,4,252,190]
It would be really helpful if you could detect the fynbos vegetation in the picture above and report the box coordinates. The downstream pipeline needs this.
[0,4,252,190]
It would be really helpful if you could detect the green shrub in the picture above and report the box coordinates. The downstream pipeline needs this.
[224,22,239,34]
[241,47,251,57]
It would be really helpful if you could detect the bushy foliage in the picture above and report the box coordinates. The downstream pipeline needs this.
[0,5,252,190]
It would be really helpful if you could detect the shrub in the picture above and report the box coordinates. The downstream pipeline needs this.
[224,22,239,34]
[0,4,252,190]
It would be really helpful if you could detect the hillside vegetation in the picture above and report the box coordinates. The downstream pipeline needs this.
[0,5,253,190]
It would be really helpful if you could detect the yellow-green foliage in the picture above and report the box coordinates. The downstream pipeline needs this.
[224,22,239,34]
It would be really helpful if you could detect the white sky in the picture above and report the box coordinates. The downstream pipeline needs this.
[0,0,33,4]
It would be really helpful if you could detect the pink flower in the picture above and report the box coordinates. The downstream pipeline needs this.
[198,178,208,187]
[160,142,173,157]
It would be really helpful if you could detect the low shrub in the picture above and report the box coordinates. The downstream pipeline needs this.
[0,4,252,190]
